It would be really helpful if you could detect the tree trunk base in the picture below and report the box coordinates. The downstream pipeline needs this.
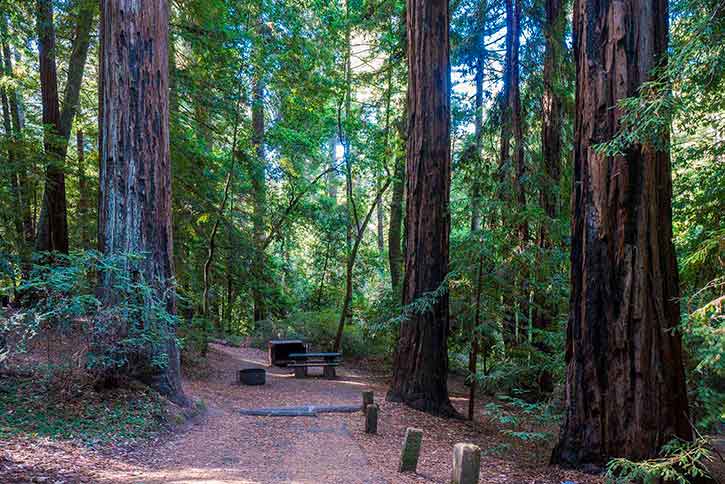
[386,389,462,419]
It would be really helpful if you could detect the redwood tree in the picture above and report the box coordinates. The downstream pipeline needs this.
[387,0,455,416]
[552,0,691,467]
[533,0,566,393]
[98,0,186,406]
[35,0,96,253]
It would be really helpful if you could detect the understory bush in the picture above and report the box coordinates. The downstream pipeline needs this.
[0,374,167,446]
[0,251,180,384]
[249,309,389,357]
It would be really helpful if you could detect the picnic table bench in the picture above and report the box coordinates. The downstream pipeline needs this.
[288,352,342,379]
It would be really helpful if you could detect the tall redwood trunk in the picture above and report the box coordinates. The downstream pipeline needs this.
[552,0,691,467]
[387,0,455,417]
[98,0,186,406]
[35,0,68,253]
[533,0,565,393]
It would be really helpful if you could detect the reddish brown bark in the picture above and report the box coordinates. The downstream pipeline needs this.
[387,0,455,417]
[98,0,186,406]
[552,0,691,467]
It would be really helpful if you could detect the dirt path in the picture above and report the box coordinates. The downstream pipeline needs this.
[3,343,605,483]
[94,343,386,484]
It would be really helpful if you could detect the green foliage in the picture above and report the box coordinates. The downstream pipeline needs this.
[0,251,180,380]
[482,395,559,443]
[680,278,725,431]
[0,375,166,446]
[249,310,389,358]
[606,438,715,484]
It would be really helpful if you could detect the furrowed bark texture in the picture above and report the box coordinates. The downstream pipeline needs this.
[98,0,186,406]
[387,0,455,417]
[552,0,691,466]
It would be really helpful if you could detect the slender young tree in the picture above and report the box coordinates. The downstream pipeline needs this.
[533,0,566,393]
[552,0,691,466]
[35,0,67,253]
[98,0,186,406]
[387,0,456,417]
[35,0,96,253]
[249,17,269,322]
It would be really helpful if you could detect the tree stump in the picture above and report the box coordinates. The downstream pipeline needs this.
[362,390,374,413]
[399,427,423,473]
[452,443,481,484]
[365,403,378,434]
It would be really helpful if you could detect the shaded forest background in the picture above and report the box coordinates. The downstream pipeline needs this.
[0,0,723,478]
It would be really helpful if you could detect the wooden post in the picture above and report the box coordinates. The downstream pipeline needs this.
[452,443,481,484]
[399,427,423,473]
[362,390,374,413]
[365,403,378,434]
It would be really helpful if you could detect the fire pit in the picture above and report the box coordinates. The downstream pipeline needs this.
[238,368,266,386]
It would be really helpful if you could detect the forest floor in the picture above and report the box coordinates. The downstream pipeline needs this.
[1,341,607,483]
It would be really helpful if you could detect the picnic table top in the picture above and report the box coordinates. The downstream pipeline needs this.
[288,352,342,358]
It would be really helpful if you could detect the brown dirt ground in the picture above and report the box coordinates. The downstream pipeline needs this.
[0,342,610,483]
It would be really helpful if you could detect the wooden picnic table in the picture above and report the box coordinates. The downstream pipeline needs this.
[288,352,342,378]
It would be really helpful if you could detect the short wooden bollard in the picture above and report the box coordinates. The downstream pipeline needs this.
[452,443,481,484]
[399,427,423,473]
[362,391,374,414]
[365,403,378,434]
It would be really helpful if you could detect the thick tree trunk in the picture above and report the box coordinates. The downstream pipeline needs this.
[387,0,455,417]
[98,0,187,406]
[551,0,691,467]
[533,0,565,393]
